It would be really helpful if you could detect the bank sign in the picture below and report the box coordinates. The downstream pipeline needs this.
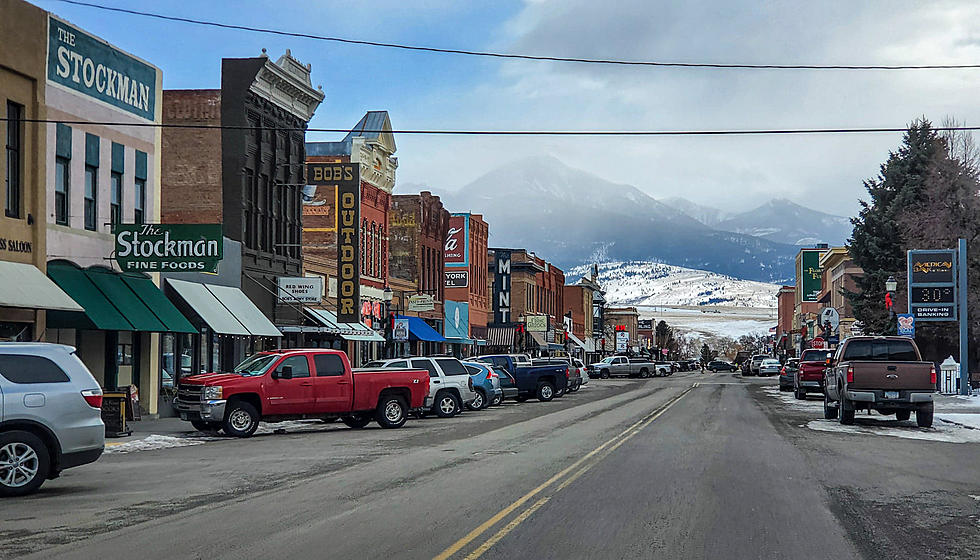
[114,224,222,272]
[48,17,158,121]
[907,249,958,322]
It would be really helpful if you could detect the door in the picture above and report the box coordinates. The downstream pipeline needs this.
[266,355,314,414]
[312,353,354,413]
[434,358,471,396]
[611,357,628,376]
[410,359,440,399]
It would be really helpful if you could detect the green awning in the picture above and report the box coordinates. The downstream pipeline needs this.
[47,263,133,331]
[122,275,197,334]
[86,268,166,332]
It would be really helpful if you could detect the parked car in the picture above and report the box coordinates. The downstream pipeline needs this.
[494,367,519,403]
[174,349,429,436]
[823,336,936,427]
[750,354,771,375]
[655,361,674,376]
[588,356,661,379]
[533,357,582,393]
[706,360,737,372]
[374,356,477,417]
[795,349,833,399]
[779,359,800,391]
[472,354,568,402]
[574,358,590,386]
[758,358,782,376]
[0,343,105,497]
[462,361,501,410]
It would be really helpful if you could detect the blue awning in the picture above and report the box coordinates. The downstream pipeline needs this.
[397,315,446,343]
[446,337,475,345]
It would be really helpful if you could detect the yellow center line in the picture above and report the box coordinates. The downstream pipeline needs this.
[434,386,693,560]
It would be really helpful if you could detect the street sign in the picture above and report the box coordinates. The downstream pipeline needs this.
[897,314,915,338]
[819,307,840,332]
[810,337,826,349]
[907,249,957,322]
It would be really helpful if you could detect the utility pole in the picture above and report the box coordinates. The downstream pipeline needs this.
[958,239,970,395]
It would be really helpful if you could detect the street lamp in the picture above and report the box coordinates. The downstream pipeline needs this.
[885,276,897,293]
[382,286,393,358]
[885,275,897,334]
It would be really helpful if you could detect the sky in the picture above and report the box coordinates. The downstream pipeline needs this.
[34,0,980,217]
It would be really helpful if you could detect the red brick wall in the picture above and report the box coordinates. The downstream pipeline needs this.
[161,90,222,224]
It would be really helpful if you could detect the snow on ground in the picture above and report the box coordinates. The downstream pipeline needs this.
[937,414,980,430]
[807,419,980,444]
[936,393,980,410]
[761,386,824,411]
[104,434,217,454]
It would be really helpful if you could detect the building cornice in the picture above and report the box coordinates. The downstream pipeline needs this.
[249,49,324,122]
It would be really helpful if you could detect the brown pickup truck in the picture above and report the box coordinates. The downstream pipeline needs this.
[823,336,936,427]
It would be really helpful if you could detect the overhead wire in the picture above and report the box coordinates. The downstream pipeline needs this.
[50,0,980,71]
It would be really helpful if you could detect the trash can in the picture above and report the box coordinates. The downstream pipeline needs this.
[101,391,133,438]
[940,356,959,394]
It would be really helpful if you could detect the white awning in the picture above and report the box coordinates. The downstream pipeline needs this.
[305,307,385,342]
[166,279,250,336]
[0,261,82,312]
[567,332,588,352]
[206,284,282,337]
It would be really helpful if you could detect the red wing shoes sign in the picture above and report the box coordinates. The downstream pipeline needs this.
[113,224,222,272]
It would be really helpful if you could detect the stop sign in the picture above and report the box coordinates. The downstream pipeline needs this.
[810,337,826,349]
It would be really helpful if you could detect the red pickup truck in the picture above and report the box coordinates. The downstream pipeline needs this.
[794,348,833,399]
[173,349,429,437]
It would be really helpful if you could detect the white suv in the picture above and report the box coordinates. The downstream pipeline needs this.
[0,343,105,497]
[371,357,477,417]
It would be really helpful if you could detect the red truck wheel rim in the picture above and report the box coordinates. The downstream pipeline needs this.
[385,401,403,422]
[229,409,253,431]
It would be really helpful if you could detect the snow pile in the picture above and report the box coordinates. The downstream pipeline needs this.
[807,419,980,444]
[104,434,218,454]
[569,261,779,308]
[761,386,823,412]
[937,414,980,430]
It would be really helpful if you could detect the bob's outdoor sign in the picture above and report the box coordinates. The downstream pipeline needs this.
[114,224,222,272]
[335,167,361,323]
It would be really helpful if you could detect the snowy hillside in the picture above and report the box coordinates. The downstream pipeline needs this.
[569,261,779,308]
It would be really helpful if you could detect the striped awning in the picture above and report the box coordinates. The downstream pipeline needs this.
[487,326,514,347]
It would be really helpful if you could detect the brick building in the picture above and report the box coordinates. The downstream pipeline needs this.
[487,248,565,355]
[776,285,796,358]
[443,212,489,352]
[389,191,449,354]
[818,247,863,340]
[605,307,640,353]
[794,246,829,351]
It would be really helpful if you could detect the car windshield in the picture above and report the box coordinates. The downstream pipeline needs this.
[232,354,278,376]
[600,357,617,364]
[800,350,832,362]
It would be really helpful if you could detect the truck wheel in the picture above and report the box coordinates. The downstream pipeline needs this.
[223,400,260,438]
[434,392,461,418]
[823,393,838,420]
[555,385,566,398]
[639,368,649,379]
[895,410,911,422]
[839,395,855,425]
[191,420,221,432]
[601,370,610,379]
[916,403,934,428]
[376,396,407,428]
[537,382,555,402]
[343,414,372,429]
[466,390,486,411]
[0,431,50,497]
[794,384,805,400]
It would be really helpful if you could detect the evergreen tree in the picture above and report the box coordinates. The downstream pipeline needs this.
[846,119,943,334]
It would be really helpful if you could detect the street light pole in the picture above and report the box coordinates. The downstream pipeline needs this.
[382,286,393,359]
[885,275,897,335]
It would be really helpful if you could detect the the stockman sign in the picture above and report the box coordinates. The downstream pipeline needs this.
[114,224,222,272]
[47,17,158,121]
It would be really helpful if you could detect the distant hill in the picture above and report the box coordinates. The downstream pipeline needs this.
[660,197,732,227]
[435,155,798,283]
[712,198,852,246]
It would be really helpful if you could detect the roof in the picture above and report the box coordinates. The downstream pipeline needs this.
[306,111,395,157]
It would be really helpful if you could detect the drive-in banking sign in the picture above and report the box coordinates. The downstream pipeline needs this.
[48,17,158,121]
[114,224,222,272]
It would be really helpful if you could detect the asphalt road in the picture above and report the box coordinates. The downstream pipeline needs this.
[3,371,979,560]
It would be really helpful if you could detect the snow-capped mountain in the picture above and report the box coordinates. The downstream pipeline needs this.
[659,197,732,227]
[436,155,798,283]
[568,261,779,308]
[714,198,852,246]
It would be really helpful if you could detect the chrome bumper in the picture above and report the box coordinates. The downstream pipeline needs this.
[174,397,227,421]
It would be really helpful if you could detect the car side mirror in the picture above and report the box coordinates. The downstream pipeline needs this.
[276,365,293,380]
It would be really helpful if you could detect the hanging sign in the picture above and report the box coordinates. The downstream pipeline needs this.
[335,166,361,323]
[407,294,435,312]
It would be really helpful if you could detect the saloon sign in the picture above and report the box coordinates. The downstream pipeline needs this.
[113,224,222,272]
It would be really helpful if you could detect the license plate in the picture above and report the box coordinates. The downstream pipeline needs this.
[884,391,899,399]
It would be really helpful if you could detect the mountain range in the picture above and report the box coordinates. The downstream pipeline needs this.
[422,155,853,283]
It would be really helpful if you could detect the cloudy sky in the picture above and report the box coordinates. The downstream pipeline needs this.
[37,0,980,216]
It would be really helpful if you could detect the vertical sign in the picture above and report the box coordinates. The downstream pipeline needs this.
[907,249,957,321]
[492,250,512,324]
[445,214,469,267]
[800,249,823,302]
[316,163,360,323]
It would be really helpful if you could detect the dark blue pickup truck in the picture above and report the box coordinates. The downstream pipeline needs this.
[472,354,568,402]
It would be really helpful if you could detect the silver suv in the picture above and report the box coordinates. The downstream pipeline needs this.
[0,343,105,497]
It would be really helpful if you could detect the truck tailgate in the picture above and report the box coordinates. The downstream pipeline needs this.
[849,361,934,391]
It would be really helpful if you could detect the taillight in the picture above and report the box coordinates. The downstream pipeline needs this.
[565,367,570,378]
[81,388,103,409]
[846,366,854,384]
[780,367,785,374]
[468,377,474,390]
[930,366,937,385]
[486,370,493,380]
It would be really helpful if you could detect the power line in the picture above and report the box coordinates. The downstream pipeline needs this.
[5,116,980,136]
[51,0,980,71]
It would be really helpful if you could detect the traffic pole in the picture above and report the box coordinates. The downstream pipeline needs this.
[959,238,970,395]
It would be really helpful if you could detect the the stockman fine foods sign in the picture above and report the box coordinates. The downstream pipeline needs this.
[47,17,158,120]
[114,224,222,272]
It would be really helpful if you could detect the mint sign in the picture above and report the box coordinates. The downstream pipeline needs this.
[114,224,222,272]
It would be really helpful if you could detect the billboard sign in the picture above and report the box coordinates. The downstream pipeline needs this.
[277,276,322,304]
[114,223,222,273]
[336,167,361,323]
[444,214,469,266]
[492,250,512,324]
[48,17,158,121]
[800,249,823,302]
[908,249,957,322]
[445,270,468,288]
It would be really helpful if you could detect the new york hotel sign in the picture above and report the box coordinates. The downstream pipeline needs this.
[307,163,361,323]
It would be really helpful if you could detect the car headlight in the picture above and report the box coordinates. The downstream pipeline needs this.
[202,386,223,400]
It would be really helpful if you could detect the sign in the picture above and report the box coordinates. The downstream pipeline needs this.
[492,250,512,324]
[393,318,409,342]
[638,319,653,330]
[48,17,158,120]
[819,307,840,333]
[445,270,468,288]
[277,277,322,304]
[303,163,357,239]
[114,224,222,272]
[336,168,361,323]
[0,237,33,256]
[444,300,470,339]
[615,324,627,332]
[800,249,824,302]
[444,214,469,266]
[897,313,915,338]
[615,330,629,352]
[810,337,826,349]
[407,294,435,312]
[908,249,957,322]
[661,348,668,356]
[526,315,547,332]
